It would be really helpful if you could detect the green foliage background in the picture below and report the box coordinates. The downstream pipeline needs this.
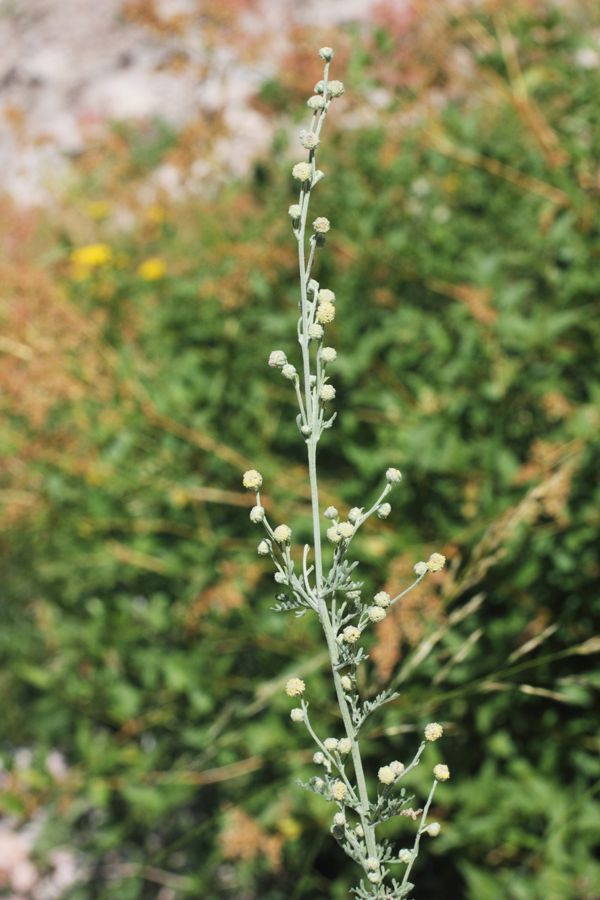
[1,4,599,900]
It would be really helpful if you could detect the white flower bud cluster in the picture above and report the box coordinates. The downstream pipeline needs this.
[285,678,305,697]
[250,506,264,523]
[273,524,292,543]
[319,384,336,402]
[316,302,335,324]
[308,323,324,340]
[427,552,446,572]
[377,502,391,519]
[313,217,330,233]
[281,364,297,381]
[242,469,263,490]
[338,738,352,754]
[292,161,312,182]
[290,708,304,722]
[331,781,347,800]
[340,675,352,691]
[386,467,402,484]
[342,626,360,643]
[424,722,443,742]
[320,346,337,363]
[414,561,428,576]
[433,764,450,781]
[348,507,362,524]
[319,47,334,61]
[324,506,338,519]
[374,591,391,607]
[367,606,386,623]
[333,812,346,826]
[269,350,287,368]
[328,80,345,98]
[300,131,320,150]
[288,204,301,220]
[307,95,325,110]
[426,822,441,837]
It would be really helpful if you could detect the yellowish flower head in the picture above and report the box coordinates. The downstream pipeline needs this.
[242,470,263,490]
[425,722,443,742]
[138,257,167,281]
[285,678,306,697]
[427,553,446,572]
[378,765,396,785]
[70,243,112,268]
[331,781,347,801]
[433,764,450,781]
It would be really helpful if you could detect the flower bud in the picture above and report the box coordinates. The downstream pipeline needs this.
[290,708,304,722]
[377,503,391,519]
[427,822,441,837]
[268,350,287,368]
[374,591,391,608]
[273,524,292,543]
[308,323,324,340]
[281,364,297,380]
[313,217,330,233]
[327,526,342,544]
[338,738,352,754]
[324,738,339,751]
[414,561,428,576]
[316,302,335,324]
[427,553,446,572]
[318,47,334,61]
[331,781,347,800]
[320,347,337,363]
[340,677,352,692]
[328,80,345,98]
[292,162,312,181]
[425,723,443,742]
[249,505,265,523]
[314,80,325,94]
[433,764,450,781]
[324,506,338,519]
[288,204,301,219]
[343,626,360,643]
[337,522,355,539]
[386,467,402,484]
[313,751,325,764]
[378,766,395,785]
[319,384,336,402]
[301,131,320,150]
[367,606,386,623]
[307,95,325,110]
[257,540,270,556]
[243,469,262,490]
[285,678,305,696]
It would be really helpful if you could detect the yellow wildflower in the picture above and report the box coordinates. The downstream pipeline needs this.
[70,243,112,268]
[138,257,167,281]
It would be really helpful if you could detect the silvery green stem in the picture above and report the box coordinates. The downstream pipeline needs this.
[295,129,378,869]
[401,781,438,888]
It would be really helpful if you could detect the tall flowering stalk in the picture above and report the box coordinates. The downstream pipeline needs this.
[243,48,449,900]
